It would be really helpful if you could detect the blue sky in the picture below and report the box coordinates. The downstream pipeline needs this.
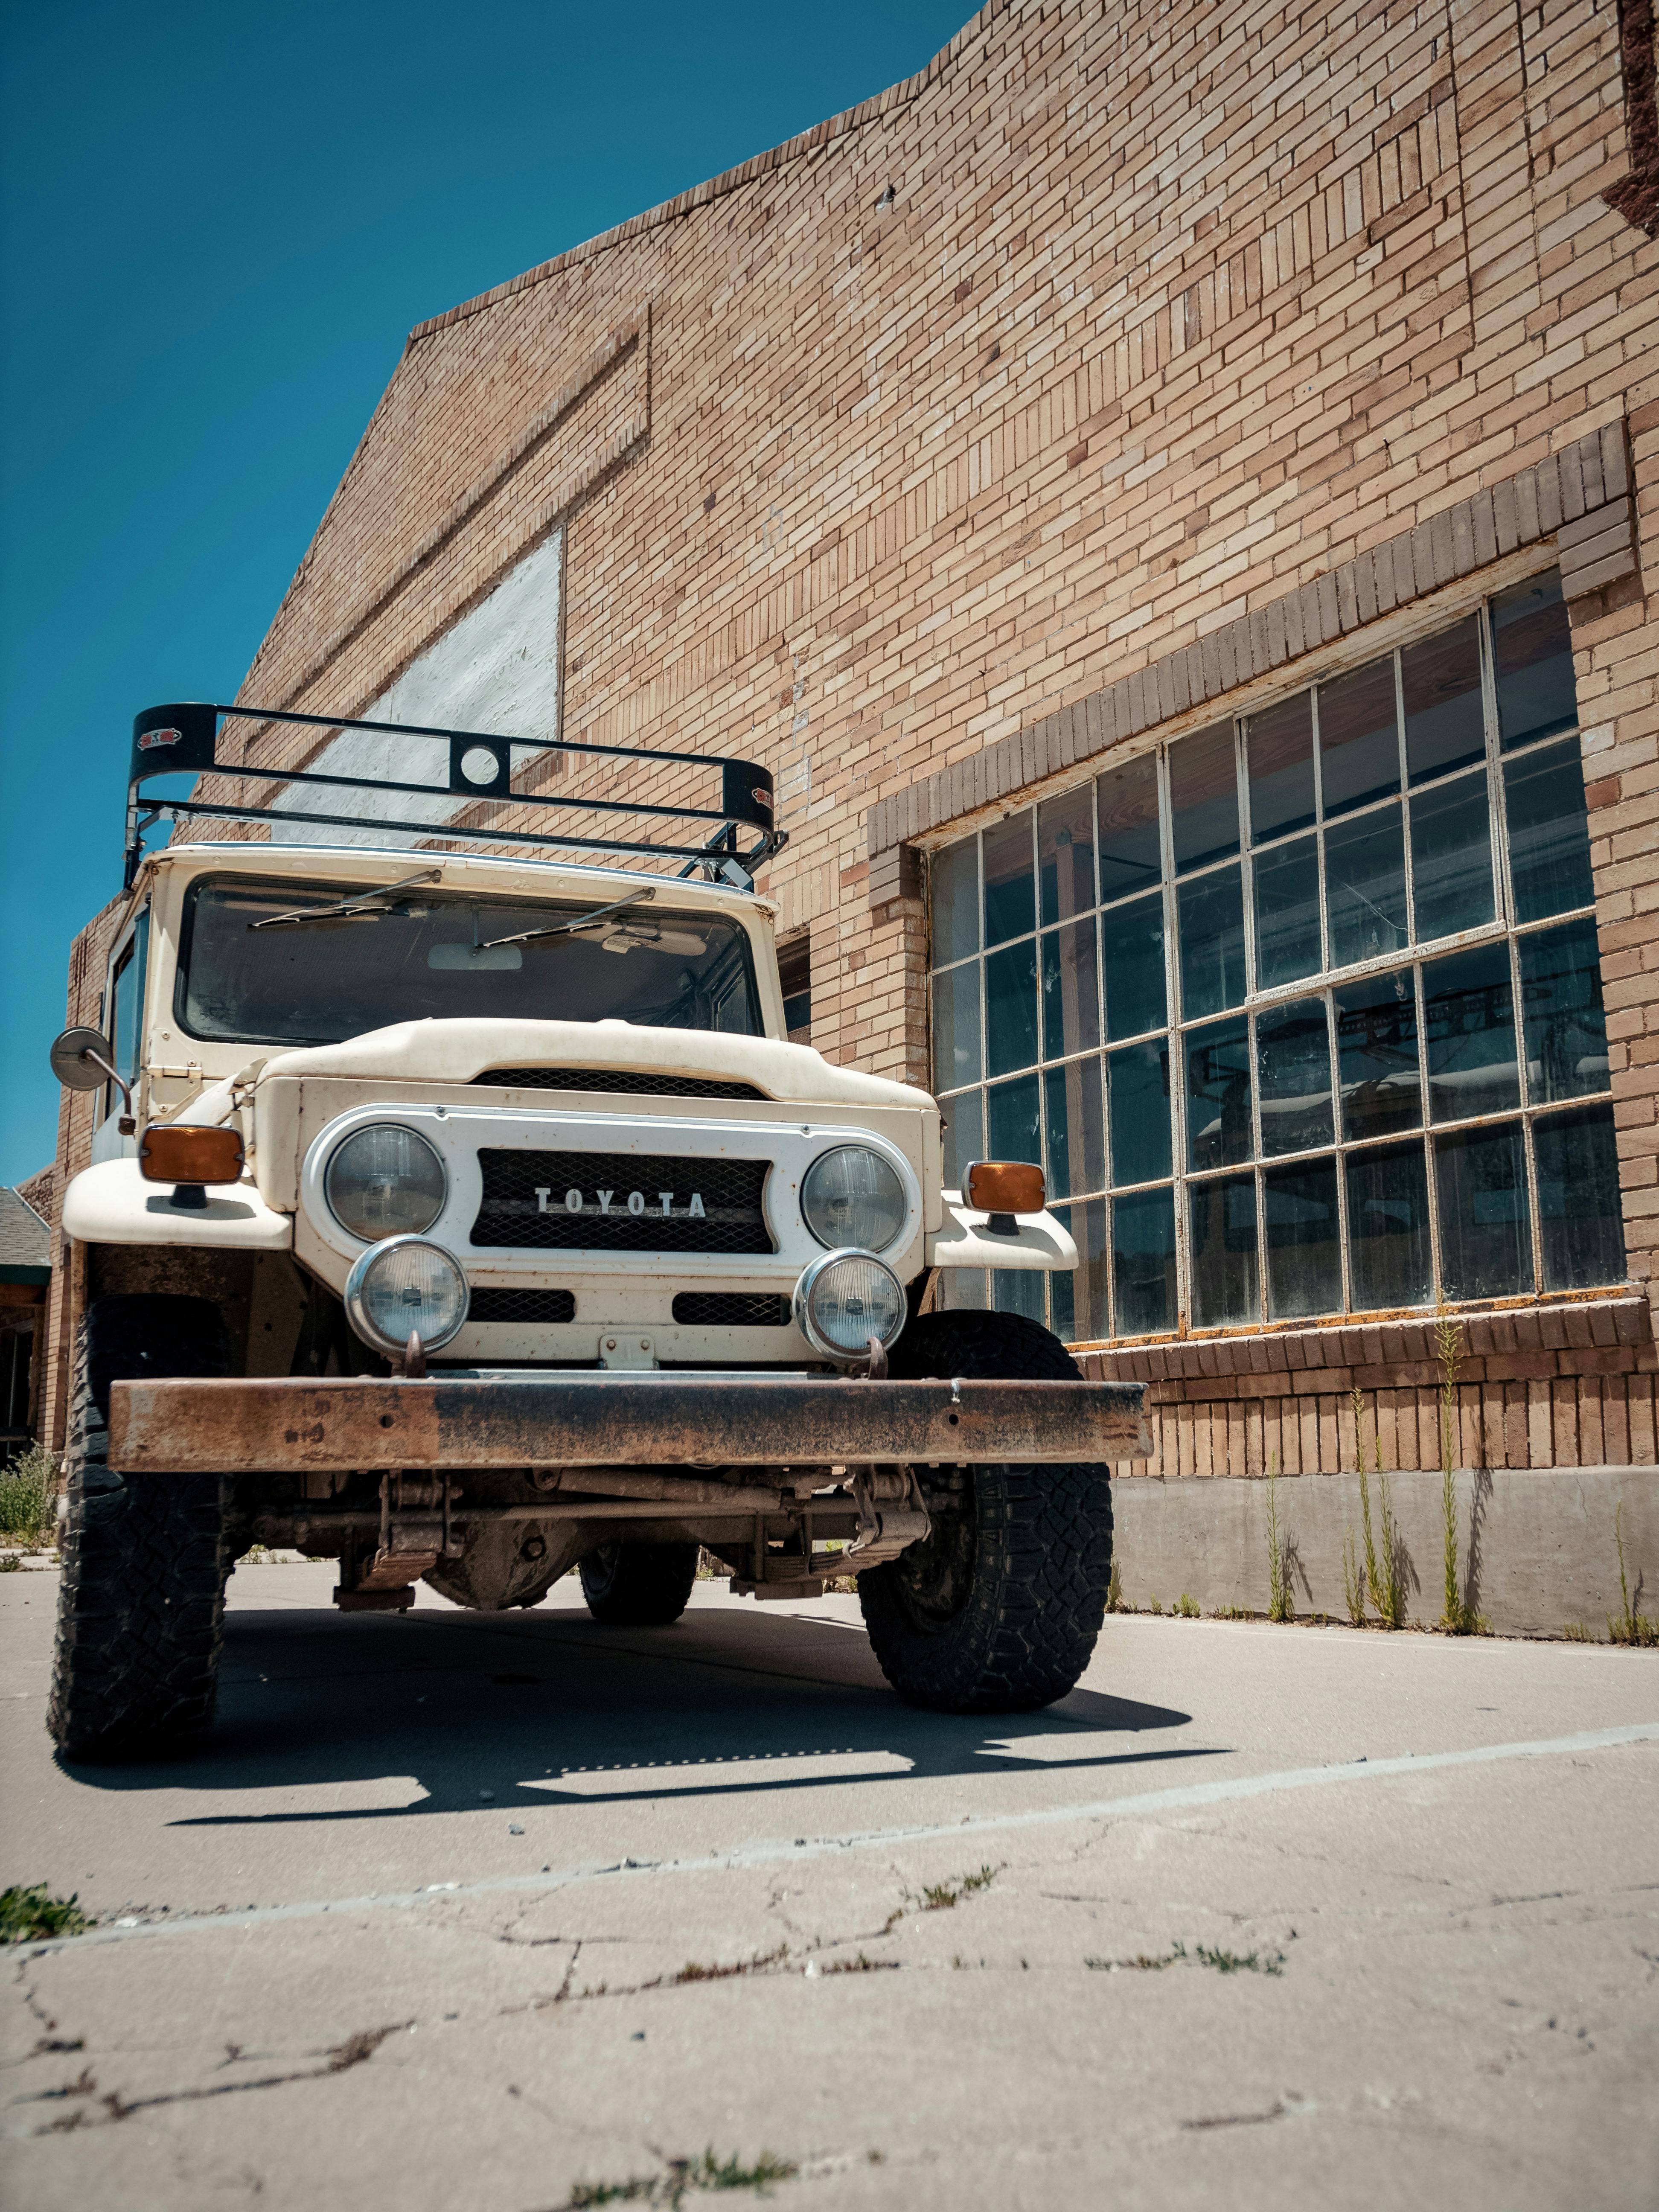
[0,0,970,1183]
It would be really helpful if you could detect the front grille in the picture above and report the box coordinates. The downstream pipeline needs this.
[473,1068,766,1100]
[467,1287,576,1325]
[472,1150,773,1253]
[672,1292,792,1328]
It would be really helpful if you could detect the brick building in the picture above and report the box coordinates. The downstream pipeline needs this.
[44,0,1659,1623]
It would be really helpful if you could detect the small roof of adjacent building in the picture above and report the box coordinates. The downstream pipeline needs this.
[0,1187,51,1284]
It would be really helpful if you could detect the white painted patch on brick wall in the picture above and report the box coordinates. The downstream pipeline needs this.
[279,529,563,847]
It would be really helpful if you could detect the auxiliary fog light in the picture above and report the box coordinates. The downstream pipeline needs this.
[344,1235,469,1357]
[793,1248,906,1365]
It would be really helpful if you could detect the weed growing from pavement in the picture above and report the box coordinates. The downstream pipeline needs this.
[1106,1558,1125,1612]
[1561,1621,1594,1642]
[0,1447,57,1548]
[1173,1593,1199,1617]
[1086,1940,1285,1977]
[672,1945,789,1985]
[903,1865,1001,1912]
[821,1952,899,1974]
[1608,1501,1657,1645]
[1,1886,92,1944]
[1266,1455,1294,1624]
[563,2151,798,2208]
[1433,1313,1488,1634]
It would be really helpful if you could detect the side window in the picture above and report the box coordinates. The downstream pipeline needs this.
[778,933,811,1043]
[104,909,150,1121]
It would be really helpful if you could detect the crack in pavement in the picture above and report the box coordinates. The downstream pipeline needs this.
[20,2022,411,2136]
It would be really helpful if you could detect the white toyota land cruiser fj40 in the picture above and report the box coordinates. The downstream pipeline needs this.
[44,699,1146,1761]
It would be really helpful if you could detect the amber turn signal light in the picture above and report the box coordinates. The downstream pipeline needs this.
[139,1124,246,1185]
[963,1160,1045,1215]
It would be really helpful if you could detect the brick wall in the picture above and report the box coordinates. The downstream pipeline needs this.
[55,0,1659,1459]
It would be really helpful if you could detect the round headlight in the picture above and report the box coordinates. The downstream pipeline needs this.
[344,1236,469,1356]
[800,1144,907,1252]
[326,1124,446,1240]
[793,1248,906,1365]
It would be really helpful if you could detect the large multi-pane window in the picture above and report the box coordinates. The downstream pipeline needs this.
[928,570,1626,1339]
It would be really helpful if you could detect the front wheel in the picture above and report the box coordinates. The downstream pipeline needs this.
[579,1540,699,1626]
[858,1310,1114,1714]
[48,1295,233,1763]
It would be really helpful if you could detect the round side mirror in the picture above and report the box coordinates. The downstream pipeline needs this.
[50,1027,116,1092]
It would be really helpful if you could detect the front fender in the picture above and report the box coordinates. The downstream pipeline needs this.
[61,1158,294,1251]
[925,1196,1078,1272]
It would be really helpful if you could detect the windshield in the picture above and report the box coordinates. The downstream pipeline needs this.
[176,876,764,1046]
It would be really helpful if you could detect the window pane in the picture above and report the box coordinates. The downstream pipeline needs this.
[1423,943,1520,1121]
[1114,1187,1176,1336]
[1492,570,1576,750]
[1336,968,1421,1139]
[1168,722,1239,871]
[1040,917,1101,1060]
[1318,656,1400,815]
[1044,1058,1105,1200]
[1096,752,1164,900]
[1410,768,1494,940]
[931,961,981,1094]
[1104,889,1167,1040]
[1190,1173,1259,1327]
[983,812,1035,947]
[985,939,1039,1076]
[1534,1104,1626,1292]
[1403,616,1485,785]
[1263,1156,1342,1320]
[993,1269,1046,1324]
[1253,833,1322,990]
[940,1268,988,1310]
[1178,863,1247,1019]
[1109,1039,1173,1187]
[1038,786,1096,926]
[1247,693,1316,841]
[1325,804,1408,969]
[1255,997,1334,1156]
[1505,737,1595,923]
[941,1088,983,1192]
[1056,1196,1110,1341]
[1520,915,1610,1106]
[933,838,980,965]
[1435,1122,1532,1301]
[1185,1015,1252,1171]
[987,1071,1041,1162]
[1346,1140,1432,1310]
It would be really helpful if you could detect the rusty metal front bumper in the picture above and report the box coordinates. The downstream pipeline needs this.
[107,1373,1150,1475]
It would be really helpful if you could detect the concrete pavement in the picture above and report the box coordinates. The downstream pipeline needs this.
[2,1560,1656,2211]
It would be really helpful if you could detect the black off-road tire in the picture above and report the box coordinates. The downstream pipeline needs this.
[48,1295,234,1763]
[578,1540,700,1627]
[858,1309,1114,1714]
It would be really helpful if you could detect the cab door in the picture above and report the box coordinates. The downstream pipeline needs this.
[89,907,149,1164]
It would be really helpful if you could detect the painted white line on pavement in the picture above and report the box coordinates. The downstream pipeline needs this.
[27,1720,1656,1954]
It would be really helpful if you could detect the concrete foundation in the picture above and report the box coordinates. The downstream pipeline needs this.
[1109,1466,1659,1641]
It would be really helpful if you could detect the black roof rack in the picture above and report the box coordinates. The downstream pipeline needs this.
[125,701,784,892]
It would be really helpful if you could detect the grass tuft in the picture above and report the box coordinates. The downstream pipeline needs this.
[1105,1558,1125,1613]
[1607,1500,1658,1646]
[0,1885,93,1945]
[1085,1939,1285,1976]
[1562,1621,1594,1642]
[1173,1592,1199,1618]
[904,1865,1001,1912]
[1266,1455,1293,1624]
[565,2151,797,2209]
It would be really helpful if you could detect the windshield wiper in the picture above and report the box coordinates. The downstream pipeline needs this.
[481,886,656,950]
[248,869,443,931]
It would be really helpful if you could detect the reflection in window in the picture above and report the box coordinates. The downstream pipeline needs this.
[1190,1173,1259,1327]
[1346,1141,1432,1309]
[1519,917,1609,1105]
[1492,571,1576,750]
[1263,1156,1342,1320]
[926,570,1618,1339]
[1178,864,1246,1020]
[1410,770,1494,940]
[1423,943,1520,1122]
[1186,1016,1252,1172]
[1435,1122,1532,1301]
[1533,1105,1624,1292]
[1255,998,1334,1156]
[1505,738,1595,923]
[1336,969,1421,1139]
